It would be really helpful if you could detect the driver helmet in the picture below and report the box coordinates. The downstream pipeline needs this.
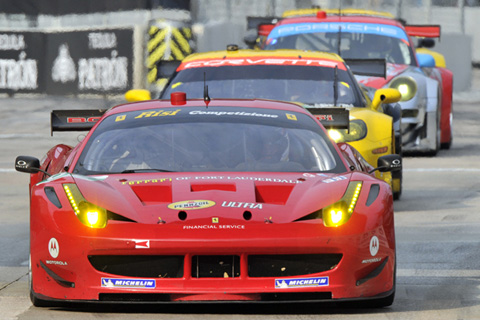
[259,127,290,162]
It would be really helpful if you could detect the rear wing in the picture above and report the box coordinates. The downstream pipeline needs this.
[404,25,441,38]
[51,109,106,136]
[305,107,350,131]
[344,59,386,78]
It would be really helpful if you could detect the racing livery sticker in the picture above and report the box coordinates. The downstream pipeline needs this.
[267,22,408,41]
[48,237,59,258]
[101,278,156,289]
[286,113,297,121]
[370,236,379,256]
[168,200,215,210]
[221,201,262,209]
[180,57,343,70]
[275,276,329,289]
[183,224,245,230]
[134,240,150,249]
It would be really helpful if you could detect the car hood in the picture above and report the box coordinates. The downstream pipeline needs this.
[356,63,411,88]
[72,172,354,224]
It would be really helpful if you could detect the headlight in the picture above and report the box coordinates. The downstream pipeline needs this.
[328,120,367,143]
[323,181,362,227]
[63,184,107,228]
[389,76,417,102]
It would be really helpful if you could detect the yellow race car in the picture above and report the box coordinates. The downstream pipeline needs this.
[126,48,403,198]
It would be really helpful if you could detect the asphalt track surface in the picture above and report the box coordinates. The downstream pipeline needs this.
[1,75,480,319]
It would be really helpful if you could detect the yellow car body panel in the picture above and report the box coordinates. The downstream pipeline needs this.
[416,47,447,68]
[345,108,394,184]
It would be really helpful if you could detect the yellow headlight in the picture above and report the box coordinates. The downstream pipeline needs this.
[63,184,108,228]
[328,120,367,143]
[389,76,417,102]
[323,181,362,227]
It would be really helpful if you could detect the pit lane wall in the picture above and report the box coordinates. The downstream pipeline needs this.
[0,28,140,96]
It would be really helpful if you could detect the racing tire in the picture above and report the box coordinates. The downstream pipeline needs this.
[425,111,441,157]
[440,111,453,150]
[392,169,402,201]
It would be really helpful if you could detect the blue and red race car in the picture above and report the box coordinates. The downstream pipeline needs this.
[261,9,454,155]
[16,93,401,307]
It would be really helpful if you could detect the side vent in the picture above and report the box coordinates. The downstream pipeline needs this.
[366,184,380,206]
[44,187,62,208]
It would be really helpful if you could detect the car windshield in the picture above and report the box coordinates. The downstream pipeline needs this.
[265,25,415,65]
[161,65,362,107]
[73,106,346,175]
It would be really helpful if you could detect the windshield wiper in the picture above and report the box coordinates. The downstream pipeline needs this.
[121,168,175,173]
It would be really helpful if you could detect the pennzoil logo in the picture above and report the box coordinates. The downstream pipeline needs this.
[167,200,215,210]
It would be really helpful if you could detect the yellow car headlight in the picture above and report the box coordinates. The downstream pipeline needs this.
[389,76,417,102]
[63,184,107,228]
[328,120,367,143]
[323,181,362,227]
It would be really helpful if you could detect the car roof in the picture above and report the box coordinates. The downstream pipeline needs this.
[276,14,403,28]
[108,98,311,116]
[282,8,395,19]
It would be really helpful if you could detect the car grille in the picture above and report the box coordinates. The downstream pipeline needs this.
[88,255,184,278]
[89,254,342,278]
[248,254,342,277]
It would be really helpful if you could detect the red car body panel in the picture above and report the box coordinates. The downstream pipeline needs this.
[25,98,396,304]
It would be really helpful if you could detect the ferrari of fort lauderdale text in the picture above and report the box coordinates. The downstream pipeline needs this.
[16,92,401,307]
[138,47,403,198]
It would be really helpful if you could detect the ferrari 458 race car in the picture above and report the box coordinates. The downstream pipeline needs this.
[16,93,401,307]
[261,9,454,155]
[137,48,403,198]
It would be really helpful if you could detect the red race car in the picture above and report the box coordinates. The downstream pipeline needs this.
[16,93,401,307]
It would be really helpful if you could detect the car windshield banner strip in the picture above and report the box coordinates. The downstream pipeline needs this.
[51,109,106,135]
[268,22,409,41]
[344,59,386,78]
[179,57,345,70]
[404,25,441,38]
[306,108,349,130]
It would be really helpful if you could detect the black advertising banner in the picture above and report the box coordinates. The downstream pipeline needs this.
[0,32,46,94]
[45,29,134,95]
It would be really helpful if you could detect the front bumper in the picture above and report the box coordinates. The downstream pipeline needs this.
[401,110,438,153]
[32,213,395,303]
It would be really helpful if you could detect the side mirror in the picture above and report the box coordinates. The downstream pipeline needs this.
[371,88,401,110]
[125,89,152,102]
[15,156,41,174]
[417,53,436,68]
[370,154,402,173]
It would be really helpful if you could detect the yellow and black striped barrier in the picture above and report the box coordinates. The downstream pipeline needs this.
[147,19,193,90]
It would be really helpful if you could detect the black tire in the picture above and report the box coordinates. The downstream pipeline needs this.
[392,169,402,200]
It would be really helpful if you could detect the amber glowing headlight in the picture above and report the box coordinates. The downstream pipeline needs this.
[322,181,362,227]
[328,120,367,143]
[389,76,417,102]
[63,184,107,228]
